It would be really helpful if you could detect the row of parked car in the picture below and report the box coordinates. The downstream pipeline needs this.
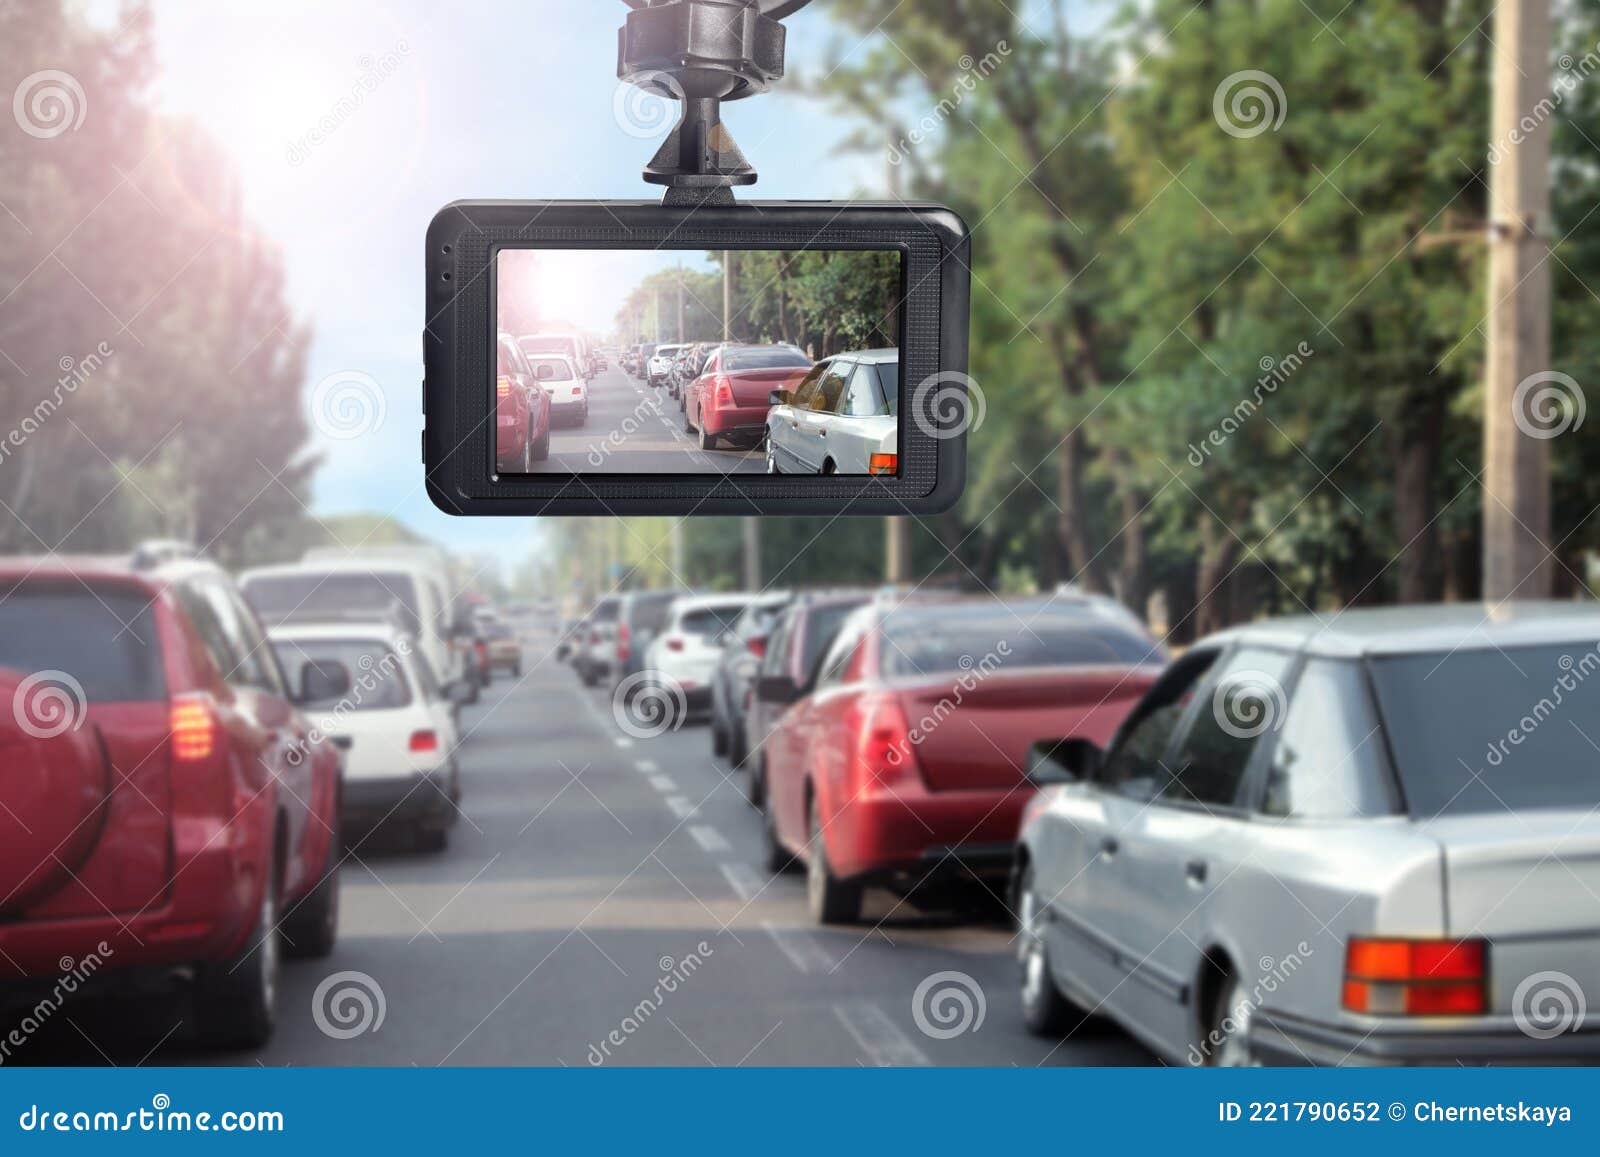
[0,543,520,1049]
[565,583,1600,1067]
[495,330,602,471]
[623,339,900,474]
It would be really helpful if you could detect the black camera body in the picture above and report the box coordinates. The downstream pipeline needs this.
[423,199,971,517]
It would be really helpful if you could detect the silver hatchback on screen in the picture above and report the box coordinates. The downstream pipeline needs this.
[1015,602,1600,1066]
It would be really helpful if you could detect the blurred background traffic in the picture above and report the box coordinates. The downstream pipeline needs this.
[3,0,1600,1066]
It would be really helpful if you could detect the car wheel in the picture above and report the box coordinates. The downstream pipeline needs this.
[760,781,795,873]
[711,714,729,758]
[729,724,748,770]
[1017,863,1076,1036]
[806,794,861,925]
[744,750,766,808]
[1207,975,1256,1066]
[194,858,281,1050]
[511,662,522,678]
[766,440,780,474]
[698,424,718,451]
[532,423,550,463]
[282,826,340,960]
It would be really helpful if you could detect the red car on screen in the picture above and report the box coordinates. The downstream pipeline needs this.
[0,557,346,1049]
[684,344,813,451]
[496,331,552,471]
[756,594,1165,925]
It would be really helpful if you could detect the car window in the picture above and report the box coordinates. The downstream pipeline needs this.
[761,614,795,676]
[838,364,888,417]
[1262,659,1397,819]
[875,363,900,417]
[174,582,244,681]
[0,583,166,702]
[799,601,869,677]
[814,364,850,412]
[197,579,279,692]
[242,571,422,638]
[590,599,620,623]
[680,604,747,638]
[1100,648,1220,799]
[525,355,577,380]
[224,587,287,696]
[273,638,412,710]
[814,613,871,689]
[880,605,1159,678]
[1162,648,1296,809]
[791,362,830,409]
[724,347,811,372]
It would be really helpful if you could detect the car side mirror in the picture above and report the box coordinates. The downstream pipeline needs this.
[1026,738,1101,786]
[297,660,351,705]
[768,389,792,406]
[755,673,801,705]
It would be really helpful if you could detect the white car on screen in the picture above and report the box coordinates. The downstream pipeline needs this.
[766,349,899,476]
[270,622,468,853]
[520,349,589,425]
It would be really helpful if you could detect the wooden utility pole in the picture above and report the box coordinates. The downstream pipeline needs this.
[1483,0,1554,600]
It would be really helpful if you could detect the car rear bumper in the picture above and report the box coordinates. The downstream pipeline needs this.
[703,409,769,439]
[825,784,1031,883]
[1251,1008,1600,1066]
[344,770,458,831]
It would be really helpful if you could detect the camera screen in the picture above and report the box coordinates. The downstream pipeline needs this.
[493,249,903,477]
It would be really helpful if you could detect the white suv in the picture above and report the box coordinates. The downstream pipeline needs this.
[642,594,758,718]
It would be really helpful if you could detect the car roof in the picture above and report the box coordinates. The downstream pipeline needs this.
[241,560,429,580]
[828,348,897,366]
[1202,601,1600,658]
[672,593,758,614]
[268,622,412,647]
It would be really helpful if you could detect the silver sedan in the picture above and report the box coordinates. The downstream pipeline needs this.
[766,349,899,476]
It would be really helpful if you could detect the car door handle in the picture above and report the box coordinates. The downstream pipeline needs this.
[1185,858,1208,885]
[1099,836,1119,857]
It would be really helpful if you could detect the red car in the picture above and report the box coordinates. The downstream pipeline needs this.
[0,557,346,1048]
[756,594,1165,924]
[683,344,812,451]
[497,331,552,471]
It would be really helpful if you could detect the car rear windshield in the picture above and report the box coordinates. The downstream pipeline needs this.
[724,348,811,372]
[525,355,578,380]
[1371,644,1600,816]
[272,638,412,711]
[628,593,678,633]
[880,606,1159,678]
[243,571,422,638]
[590,599,621,623]
[681,604,747,638]
[0,583,166,701]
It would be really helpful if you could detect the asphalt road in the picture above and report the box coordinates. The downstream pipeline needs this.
[3,622,1152,1067]
[535,365,765,476]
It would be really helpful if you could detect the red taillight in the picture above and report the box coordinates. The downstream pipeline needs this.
[1342,938,1487,1016]
[746,635,767,659]
[589,630,601,644]
[869,453,898,475]
[714,378,734,408]
[497,374,513,399]
[665,636,685,652]
[409,730,439,754]
[170,696,215,761]
[616,623,631,662]
[847,693,916,788]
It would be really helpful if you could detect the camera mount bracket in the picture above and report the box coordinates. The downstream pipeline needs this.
[618,0,813,205]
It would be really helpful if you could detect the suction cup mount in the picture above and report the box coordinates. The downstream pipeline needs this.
[618,0,813,206]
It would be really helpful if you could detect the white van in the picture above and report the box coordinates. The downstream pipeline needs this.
[520,333,593,380]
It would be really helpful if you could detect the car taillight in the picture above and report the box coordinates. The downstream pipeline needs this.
[1342,937,1487,1015]
[589,631,601,644]
[665,636,685,652]
[497,374,512,399]
[715,378,734,408]
[170,696,215,761]
[409,730,439,754]
[617,623,631,662]
[746,635,767,659]
[869,453,898,475]
[847,692,916,788]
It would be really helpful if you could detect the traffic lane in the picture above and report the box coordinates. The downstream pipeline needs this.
[533,366,763,475]
[587,683,1155,1067]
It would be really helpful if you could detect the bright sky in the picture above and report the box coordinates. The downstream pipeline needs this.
[499,250,723,338]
